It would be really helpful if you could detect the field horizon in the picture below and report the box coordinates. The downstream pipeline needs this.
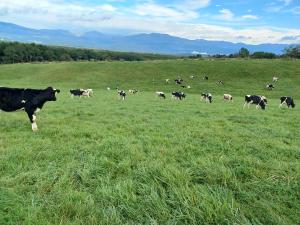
[1,59,300,225]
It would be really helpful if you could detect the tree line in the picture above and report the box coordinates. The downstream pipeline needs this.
[1,41,299,64]
[190,46,300,59]
[0,41,176,64]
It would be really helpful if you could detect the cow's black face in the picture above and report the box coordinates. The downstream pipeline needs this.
[260,102,266,110]
[46,87,60,101]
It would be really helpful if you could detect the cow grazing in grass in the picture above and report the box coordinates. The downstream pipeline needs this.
[83,89,93,97]
[172,91,185,100]
[156,91,166,99]
[217,80,224,85]
[0,87,60,131]
[129,89,138,94]
[70,89,93,97]
[223,94,233,102]
[279,96,295,108]
[117,90,126,100]
[266,84,275,90]
[70,89,84,98]
[273,76,279,82]
[175,79,183,85]
[244,95,267,110]
[201,93,213,103]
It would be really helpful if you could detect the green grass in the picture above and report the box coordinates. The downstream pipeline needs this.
[1,59,300,225]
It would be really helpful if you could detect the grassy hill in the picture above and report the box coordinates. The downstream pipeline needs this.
[1,59,300,225]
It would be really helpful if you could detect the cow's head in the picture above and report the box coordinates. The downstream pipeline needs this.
[259,101,266,110]
[46,87,60,101]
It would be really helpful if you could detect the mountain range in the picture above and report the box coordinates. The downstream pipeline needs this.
[0,22,291,55]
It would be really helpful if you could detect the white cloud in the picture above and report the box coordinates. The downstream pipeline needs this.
[217,8,234,21]
[241,14,258,20]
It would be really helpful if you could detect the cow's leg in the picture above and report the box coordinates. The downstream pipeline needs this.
[279,100,286,108]
[243,102,247,109]
[26,110,38,131]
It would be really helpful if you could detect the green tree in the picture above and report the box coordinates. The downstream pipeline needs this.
[239,48,250,58]
[284,45,300,59]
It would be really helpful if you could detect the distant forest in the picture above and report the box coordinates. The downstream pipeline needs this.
[0,41,176,64]
[0,41,299,64]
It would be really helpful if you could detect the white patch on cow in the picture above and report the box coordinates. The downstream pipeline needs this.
[21,100,26,103]
[32,115,37,122]
[35,108,41,113]
[32,122,38,131]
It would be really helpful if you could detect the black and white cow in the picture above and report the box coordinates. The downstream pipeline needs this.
[70,89,93,97]
[203,76,208,80]
[175,79,183,85]
[172,91,185,100]
[70,89,84,97]
[156,91,166,99]
[217,80,224,85]
[0,87,60,131]
[266,84,275,90]
[223,94,233,102]
[129,89,138,94]
[117,90,126,100]
[244,95,267,110]
[279,96,295,108]
[201,92,213,103]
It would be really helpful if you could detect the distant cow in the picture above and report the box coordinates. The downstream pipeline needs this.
[203,76,208,80]
[280,96,295,108]
[175,79,183,84]
[0,87,60,131]
[172,91,185,100]
[266,84,275,90]
[201,92,213,103]
[273,76,279,82]
[70,89,84,97]
[223,94,233,102]
[217,80,224,85]
[129,89,138,94]
[244,95,267,110]
[117,90,126,100]
[156,91,166,99]
[82,89,93,97]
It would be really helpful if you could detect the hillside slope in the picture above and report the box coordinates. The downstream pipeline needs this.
[1,59,300,225]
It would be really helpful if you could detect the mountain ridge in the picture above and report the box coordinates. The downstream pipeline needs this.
[0,21,292,55]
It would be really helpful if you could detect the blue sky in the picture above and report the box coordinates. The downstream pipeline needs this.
[0,0,299,44]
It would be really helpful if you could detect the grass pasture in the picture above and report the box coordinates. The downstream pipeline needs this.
[0,59,300,225]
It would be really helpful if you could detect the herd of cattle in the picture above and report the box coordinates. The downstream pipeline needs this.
[0,75,296,131]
